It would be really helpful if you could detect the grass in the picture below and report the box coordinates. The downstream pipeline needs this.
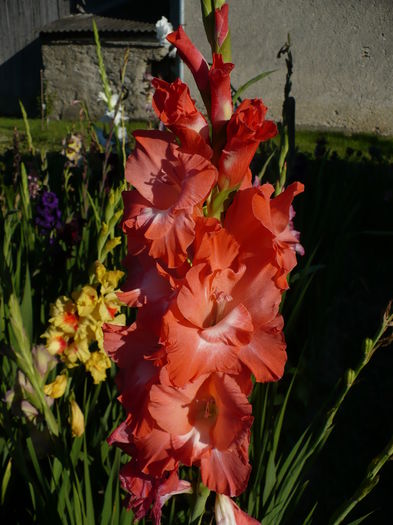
[294,129,393,162]
[0,118,148,154]
[1,118,393,160]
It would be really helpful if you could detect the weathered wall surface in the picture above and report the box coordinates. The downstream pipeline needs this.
[184,0,393,135]
[42,41,167,120]
[0,0,71,115]
[0,0,171,117]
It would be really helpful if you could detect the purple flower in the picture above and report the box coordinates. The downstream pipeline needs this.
[35,190,62,240]
[42,191,59,209]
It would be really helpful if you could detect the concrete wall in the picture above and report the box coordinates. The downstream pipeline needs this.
[183,0,393,135]
[42,41,168,120]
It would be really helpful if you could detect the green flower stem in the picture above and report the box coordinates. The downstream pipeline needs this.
[206,185,238,220]
[275,128,288,196]
[320,304,393,443]
[92,20,111,108]
[328,434,393,525]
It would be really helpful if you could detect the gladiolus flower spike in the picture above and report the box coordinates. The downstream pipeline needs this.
[104,3,304,522]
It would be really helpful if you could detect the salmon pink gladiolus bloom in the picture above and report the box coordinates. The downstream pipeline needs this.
[123,130,217,267]
[161,220,286,386]
[119,463,191,524]
[225,181,304,288]
[149,369,253,496]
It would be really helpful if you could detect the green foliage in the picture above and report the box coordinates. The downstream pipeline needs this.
[232,70,277,105]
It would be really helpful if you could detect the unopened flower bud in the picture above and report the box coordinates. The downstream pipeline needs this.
[70,399,85,437]
[100,222,108,236]
[362,338,374,362]
[345,369,356,387]
[104,237,121,255]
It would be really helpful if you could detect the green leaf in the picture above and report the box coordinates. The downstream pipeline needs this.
[275,430,312,487]
[83,433,95,525]
[61,470,76,525]
[72,481,85,525]
[345,513,374,525]
[200,0,215,49]
[190,482,210,523]
[26,436,49,494]
[233,70,277,104]
[19,100,35,154]
[20,263,33,343]
[272,375,295,457]
[110,467,121,525]
[1,458,12,505]
[28,481,37,513]
[258,149,276,182]
[262,451,277,507]
[100,448,120,525]
[20,162,32,221]
[302,501,318,525]
[86,190,101,229]
[119,505,134,525]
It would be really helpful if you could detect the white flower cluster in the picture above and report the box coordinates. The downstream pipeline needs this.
[156,16,176,57]
[97,91,129,145]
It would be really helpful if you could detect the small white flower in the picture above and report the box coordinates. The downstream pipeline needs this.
[108,93,119,110]
[97,91,108,103]
[98,91,119,111]
[116,126,128,142]
[97,89,129,145]
[156,16,173,48]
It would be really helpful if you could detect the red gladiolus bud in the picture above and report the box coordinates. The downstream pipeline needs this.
[218,99,277,189]
[209,53,234,147]
[215,3,229,49]
[167,26,210,109]
[152,78,212,159]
